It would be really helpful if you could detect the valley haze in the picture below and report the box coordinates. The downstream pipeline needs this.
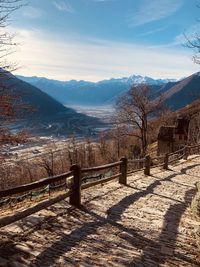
[13,72,200,136]
[17,74,178,106]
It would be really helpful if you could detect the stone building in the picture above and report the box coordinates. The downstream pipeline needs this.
[157,117,190,155]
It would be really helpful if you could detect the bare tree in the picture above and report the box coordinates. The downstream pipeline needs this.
[185,4,200,143]
[97,133,111,162]
[0,0,23,70]
[0,0,24,123]
[38,150,55,177]
[84,138,95,167]
[115,84,163,156]
[67,135,78,165]
[106,124,125,159]
[184,2,200,65]
[186,33,200,65]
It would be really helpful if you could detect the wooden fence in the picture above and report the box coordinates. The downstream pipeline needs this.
[0,144,200,227]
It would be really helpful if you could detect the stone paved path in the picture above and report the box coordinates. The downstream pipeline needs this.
[0,156,200,266]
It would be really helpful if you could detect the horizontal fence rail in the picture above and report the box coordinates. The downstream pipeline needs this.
[169,147,186,164]
[127,158,145,174]
[0,192,71,228]
[0,171,73,198]
[81,173,121,190]
[0,143,200,227]
[81,161,122,173]
[151,155,165,169]
[188,144,200,155]
[0,170,73,228]
[81,158,126,187]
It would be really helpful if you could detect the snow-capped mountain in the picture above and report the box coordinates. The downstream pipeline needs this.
[17,74,178,106]
[125,75,176,86]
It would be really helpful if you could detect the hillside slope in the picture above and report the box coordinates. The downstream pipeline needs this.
[17,72,200,112]
[0,71,104,136]
[163,73,200,110]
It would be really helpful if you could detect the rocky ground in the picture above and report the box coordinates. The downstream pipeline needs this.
[0,156,200,266]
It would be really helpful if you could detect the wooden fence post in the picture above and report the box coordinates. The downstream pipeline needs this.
[69,164,81,207]
[144,155,151,176]
[163,153,169,170]
[119,157,127,185]
[183,146,189,160]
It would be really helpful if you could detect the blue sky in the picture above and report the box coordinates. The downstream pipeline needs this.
[9,0,200,81]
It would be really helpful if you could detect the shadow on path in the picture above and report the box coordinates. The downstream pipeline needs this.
[27,162,200,266]
[131,188,199,266]
[126,184,186,204]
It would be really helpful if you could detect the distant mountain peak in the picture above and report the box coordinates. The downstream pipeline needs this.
[17,73,196,109]
[126,74,177,86]
[17,74,178,86]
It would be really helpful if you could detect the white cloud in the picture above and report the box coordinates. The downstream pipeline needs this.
[128,0,183,27]
[9,27,199,82]
[53,0,75,13]
[22,6,43,19]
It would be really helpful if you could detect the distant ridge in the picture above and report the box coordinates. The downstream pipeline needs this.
[17,72,200,111]
[162,72,200,110]
[17,74,177,106]
[0,70,104,136]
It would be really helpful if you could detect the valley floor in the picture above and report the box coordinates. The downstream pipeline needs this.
[0,156,200,266]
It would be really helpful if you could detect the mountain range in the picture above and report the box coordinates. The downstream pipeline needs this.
[17,73,200,112]
[2,71,200,137]
[17,75,177,106]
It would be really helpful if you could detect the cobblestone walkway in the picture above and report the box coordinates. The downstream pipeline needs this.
[0,156,200,266]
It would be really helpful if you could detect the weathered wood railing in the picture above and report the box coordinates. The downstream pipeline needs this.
[0,171,73,227]
[0,143,200,227]
[81,158,125,190]
[0,158,126,227]
[168,147,186,163]
[0,171,72,199]
[127,158,145,174]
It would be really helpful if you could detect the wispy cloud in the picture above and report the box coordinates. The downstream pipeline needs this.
[128,0,183,27]
[53,0,75,13]
[139,26,167,37]
[9,27,199,82]
[22,6,43,19]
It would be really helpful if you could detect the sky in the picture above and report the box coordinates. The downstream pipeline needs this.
[8,0,200,81]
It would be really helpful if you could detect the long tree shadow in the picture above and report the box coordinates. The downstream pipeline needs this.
[126,184,186,204]
[181,163,200,173]
[106,170,181,222]
[28,162,199,266]
[131,188,199,267]
[181,163,200,179]
[29,205,157,266]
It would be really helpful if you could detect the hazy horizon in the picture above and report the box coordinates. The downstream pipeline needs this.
[8,0,200,82]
